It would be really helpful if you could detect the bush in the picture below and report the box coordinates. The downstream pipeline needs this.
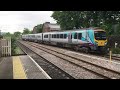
[11,36,17,55]
[112,47,120,54]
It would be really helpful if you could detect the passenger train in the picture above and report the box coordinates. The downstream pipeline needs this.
[22,27,107,54]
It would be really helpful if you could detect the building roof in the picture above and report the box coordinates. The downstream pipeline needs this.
[48,24,60,29]
[43,22,61,31]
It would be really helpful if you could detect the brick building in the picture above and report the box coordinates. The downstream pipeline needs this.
[32,26,37,34]
[42,22,61,32]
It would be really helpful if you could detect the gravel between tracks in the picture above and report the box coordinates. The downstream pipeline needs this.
[19,41,106,79]
[27,41,120,73]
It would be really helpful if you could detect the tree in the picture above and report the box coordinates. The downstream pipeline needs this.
[22,28,31,34]
[52,11,92,30]
[51,11,120,35]
[3,32,11,37]
[14,31,21,38]
[34,24,43,33]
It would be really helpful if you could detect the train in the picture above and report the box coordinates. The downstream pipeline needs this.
[22,27,108,54]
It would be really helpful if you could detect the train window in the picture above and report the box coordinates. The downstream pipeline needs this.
[78,33,82,39]
[94,31,106,40]
[54,34,56,38]
[74,33,77,39]
[60,34,63,38]
[52,34,53,38]
[64,34,67,38]
[38,36,41,38]
[44,35,48,38]
[57,34,59,38]
[44,35,46,38]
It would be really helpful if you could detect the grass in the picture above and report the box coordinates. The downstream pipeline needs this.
[14,46,24,55]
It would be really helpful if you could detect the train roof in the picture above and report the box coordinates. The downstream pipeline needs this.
[22,27,106,35]
[60,27,105,32]
[42,27,105,33]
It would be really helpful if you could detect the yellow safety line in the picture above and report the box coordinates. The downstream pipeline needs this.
[13,56,27,79]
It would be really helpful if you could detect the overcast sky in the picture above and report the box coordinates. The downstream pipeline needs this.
[0,11,56,34]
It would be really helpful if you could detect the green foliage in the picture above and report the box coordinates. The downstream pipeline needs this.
[112,47,120,54]
[14,47,23,55]
[11,35,17,55]
[34,24,43,33]
[3,32,11,37]
[114,24,120,35]
[52,11,84,30]
[14,31,21,39]
[0,35,3,39]
[22,28,31,34]
[51,11,120,35]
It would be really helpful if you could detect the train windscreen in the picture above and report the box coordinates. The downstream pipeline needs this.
[94,31,106,40]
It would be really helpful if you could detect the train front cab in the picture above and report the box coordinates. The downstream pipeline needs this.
[93,30,107,53]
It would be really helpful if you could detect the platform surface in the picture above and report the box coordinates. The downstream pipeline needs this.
[0,55,51,79]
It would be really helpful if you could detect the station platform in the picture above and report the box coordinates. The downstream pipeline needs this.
[0,55,51,79]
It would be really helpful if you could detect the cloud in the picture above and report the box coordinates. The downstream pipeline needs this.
[0,11,56,33]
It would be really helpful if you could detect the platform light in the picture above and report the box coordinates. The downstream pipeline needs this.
[105,42,107,45]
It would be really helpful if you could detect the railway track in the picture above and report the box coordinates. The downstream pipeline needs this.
[38,41,120,63]
[19,40,120,79]
[17,41,75,79]
[23,40,120,62]
[88,53,120,63]
[105,55,120,61]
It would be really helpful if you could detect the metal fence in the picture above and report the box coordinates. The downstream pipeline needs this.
[0,38,11,57]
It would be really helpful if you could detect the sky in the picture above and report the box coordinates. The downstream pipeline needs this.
[0,11,56,34]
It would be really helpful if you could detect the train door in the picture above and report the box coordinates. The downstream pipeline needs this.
[42,33,43,42]
[72,32,78,44]
[49,34,51,42]
[68,32,72,44]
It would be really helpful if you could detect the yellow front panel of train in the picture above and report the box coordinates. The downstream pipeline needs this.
[95,40,107,46]
[98,40,105,46]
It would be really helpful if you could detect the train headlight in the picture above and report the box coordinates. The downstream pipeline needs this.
[104,42,107,45]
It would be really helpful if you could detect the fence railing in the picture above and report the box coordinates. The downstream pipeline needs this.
[0,38,11,57]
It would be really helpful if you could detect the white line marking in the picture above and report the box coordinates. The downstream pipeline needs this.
[27,55,52,79]
[0,58,5,65]
[19,44,52,79]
